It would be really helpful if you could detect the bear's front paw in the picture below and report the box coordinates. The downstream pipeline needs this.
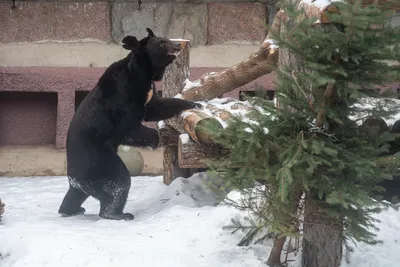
[192,102,203,110]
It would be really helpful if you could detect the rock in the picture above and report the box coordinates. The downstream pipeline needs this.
[117,146,144,176]
[142,172,231,217]
[111,3,207,46]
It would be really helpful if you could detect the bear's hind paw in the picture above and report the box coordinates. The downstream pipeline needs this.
[99,212,134,221]
[59,207,86,217]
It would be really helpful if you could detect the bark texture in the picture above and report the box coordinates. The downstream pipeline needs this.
[302,192,343,267]
[178,136,230,169]
[181,43,279,102]
[288,1,344,267]
[160,40,206,184]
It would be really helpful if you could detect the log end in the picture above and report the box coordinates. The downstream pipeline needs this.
[321,4,341,24]
[195,118,224,145]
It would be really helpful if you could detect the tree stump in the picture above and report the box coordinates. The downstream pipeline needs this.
[160,39,205,185]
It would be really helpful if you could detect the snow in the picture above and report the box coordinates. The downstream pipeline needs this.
[174,93,183,99]
[244,127,253,133]
[349,97,400,126]
[181,111,192,120]
[179,133,190,144]
[193,97,261,129]
[300,0,343,10]
[169,38,191,42]
[182,78,202,92]
[120,145,131,152]
[0,174,400,267]
[157,120,165,129]
[263,39,279,49]
[0,174,261,267]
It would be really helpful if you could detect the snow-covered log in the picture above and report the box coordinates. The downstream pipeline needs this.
[297,0,342,24]
[177,8,284,102]
[180,41,279,102]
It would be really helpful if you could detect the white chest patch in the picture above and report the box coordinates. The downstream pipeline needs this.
[145,89,153,104]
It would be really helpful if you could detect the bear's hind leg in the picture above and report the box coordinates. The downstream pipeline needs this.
[98,186,134,221]
[58,185,89,217]
[92,155,134,221]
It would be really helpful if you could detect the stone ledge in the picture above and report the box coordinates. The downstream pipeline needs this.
[0,43,261,68]
[0,146,164,177]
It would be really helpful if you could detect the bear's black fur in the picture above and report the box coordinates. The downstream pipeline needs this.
[58,28,202,221]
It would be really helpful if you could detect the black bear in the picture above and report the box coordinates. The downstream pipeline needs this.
[58,28,202,221]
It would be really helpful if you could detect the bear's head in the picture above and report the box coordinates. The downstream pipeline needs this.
[122,28,182,81]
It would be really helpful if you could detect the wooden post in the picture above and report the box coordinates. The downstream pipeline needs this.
[160,39,205,185]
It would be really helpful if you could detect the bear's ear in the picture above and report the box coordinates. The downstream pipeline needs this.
[146,28,155,38]
[122,35,140,51]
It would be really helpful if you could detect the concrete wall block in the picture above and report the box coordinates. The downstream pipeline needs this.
[207,2,267,44]
[0,2,111,43]
[111,2,208,46]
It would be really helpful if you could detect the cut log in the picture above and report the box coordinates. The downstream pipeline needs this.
[167,98,257,145]
[178,134,231,169]
[181,110,223,145]
[165,107,224,145]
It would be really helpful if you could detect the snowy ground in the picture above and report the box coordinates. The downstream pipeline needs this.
[1,175,400,267]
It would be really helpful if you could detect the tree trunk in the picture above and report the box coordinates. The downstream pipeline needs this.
[302,191,343,267]
[275,1,344,266]
[281,1,344,266]
[160,40,205,184]
[267,236,286,267]
[161,39,191,96]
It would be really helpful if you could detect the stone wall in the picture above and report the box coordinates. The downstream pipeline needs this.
[0,0,278,148]
[0,0,274,45]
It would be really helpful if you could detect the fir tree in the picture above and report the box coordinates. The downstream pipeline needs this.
[205,1,400,266]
